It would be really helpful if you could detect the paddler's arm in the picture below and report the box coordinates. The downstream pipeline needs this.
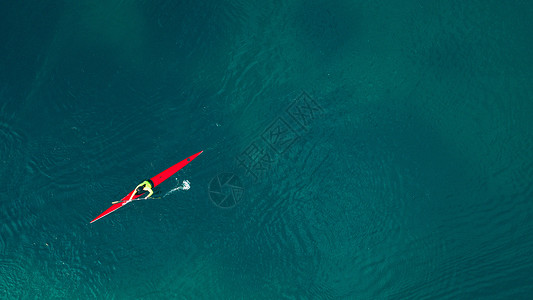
[145,187,154,198]
[128,182,145,201]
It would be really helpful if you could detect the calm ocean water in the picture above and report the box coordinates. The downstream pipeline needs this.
[1,0,532,299]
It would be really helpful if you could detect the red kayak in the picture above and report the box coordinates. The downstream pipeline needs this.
[90,151,203,223]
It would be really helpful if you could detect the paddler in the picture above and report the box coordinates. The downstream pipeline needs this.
[129,179,154,200]
[111,179,155,204]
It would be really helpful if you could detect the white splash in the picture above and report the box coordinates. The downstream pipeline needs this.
[164,180,191,197]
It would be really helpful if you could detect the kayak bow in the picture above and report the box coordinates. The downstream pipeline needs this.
[90,151,203,223]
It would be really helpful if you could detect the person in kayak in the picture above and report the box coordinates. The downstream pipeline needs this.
[129,179,154,200]
[111,179,155,204]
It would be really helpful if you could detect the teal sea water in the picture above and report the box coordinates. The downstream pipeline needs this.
[1,0,532,298]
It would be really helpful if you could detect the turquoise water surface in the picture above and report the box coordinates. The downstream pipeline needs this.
[1,0,532,299]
